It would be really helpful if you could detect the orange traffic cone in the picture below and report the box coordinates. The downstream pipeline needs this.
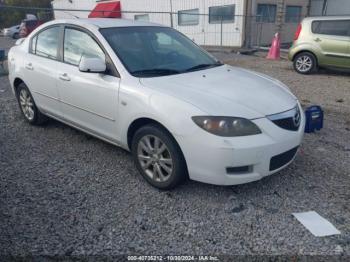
[267,33,281,60]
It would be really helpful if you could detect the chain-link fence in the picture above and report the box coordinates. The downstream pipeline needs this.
[0,5,306,49]
[0,5,54,28]
[247,14,305,49]
[125,11,247,48]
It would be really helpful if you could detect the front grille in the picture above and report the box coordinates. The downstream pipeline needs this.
[269,147,298,171]
[272,118,299,131]
[267,106,301,131]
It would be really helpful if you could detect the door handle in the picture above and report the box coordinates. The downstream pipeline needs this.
[314,38,322,42]
[59,73,71,81]
[25,63,33,70]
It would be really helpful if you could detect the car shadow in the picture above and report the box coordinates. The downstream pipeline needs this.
[316,67,350,76]
[43,117,130,154]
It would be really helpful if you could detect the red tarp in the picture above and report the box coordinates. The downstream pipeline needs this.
[88,1,121,18]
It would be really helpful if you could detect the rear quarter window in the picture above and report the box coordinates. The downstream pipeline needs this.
[312,20,350,37]
[33,26,60,60]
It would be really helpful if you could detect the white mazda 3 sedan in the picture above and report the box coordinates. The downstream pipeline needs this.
[8,19,305,189]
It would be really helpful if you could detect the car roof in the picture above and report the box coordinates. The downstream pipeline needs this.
[50,18,165,29]
[304,16,350,21]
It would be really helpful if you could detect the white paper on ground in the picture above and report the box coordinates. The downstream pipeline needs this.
[292,211,341,237]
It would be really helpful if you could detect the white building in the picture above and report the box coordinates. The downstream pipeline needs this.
[52,0,309,47]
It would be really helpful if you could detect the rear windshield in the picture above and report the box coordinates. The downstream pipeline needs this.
[312,20,350,37]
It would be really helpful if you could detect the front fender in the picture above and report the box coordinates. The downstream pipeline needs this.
[118,86,204,150]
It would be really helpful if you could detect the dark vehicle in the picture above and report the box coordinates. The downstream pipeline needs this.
[19,19,44,38]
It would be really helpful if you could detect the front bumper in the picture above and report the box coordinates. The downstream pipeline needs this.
[175,105,305,186]
[3,31,12,37]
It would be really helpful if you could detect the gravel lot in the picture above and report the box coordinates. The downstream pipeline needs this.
[1,36,350,258]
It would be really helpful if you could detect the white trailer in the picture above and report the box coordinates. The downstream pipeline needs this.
[52,0,245,47]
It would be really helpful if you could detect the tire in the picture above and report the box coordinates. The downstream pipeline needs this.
[131,124,187,190]
[293,52,318,74]
[12,32,19,39]
[16,83,48,125]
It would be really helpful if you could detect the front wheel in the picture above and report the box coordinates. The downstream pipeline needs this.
[293,52,318,74]
[131,124,187,190]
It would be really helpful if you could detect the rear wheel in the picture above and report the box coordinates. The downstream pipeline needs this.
[16,83,47,125]
[131,124,187,190]
[293,52,318,74]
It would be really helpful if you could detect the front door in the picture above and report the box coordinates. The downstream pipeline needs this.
[57,27,120,141]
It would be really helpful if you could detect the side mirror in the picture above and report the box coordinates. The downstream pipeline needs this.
[79,56,106,73]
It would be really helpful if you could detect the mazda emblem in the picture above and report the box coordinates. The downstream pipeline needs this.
[293,107,301,127]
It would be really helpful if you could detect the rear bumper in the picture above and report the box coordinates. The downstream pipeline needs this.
[175,104,305,186]
[288,46,297,61]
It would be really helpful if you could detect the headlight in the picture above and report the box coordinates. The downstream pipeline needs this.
[192,116,262,137]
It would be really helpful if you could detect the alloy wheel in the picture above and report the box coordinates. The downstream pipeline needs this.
[19,89,35,121]
[137,135,173,183]
[296,55,313,73]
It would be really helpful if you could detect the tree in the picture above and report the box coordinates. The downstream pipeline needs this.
[0,0,52,28]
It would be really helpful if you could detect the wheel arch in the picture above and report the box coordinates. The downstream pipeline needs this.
[13,77,25,96]
[127,117,174,151]
[127,117,189,180]
[292,50,318,65]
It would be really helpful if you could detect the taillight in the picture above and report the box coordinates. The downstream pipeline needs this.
[294,23,302,41]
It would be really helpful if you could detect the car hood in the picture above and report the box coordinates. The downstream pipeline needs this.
[140,65,297,119]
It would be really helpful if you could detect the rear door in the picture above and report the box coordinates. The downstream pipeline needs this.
[311,19,350,68]
[23,25,62,116]
[56,26,120,141]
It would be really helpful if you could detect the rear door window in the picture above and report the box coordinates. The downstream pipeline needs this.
[312,20,350,37]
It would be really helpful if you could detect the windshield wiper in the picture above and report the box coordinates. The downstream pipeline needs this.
[131,68,181,77]
[131,63,223,77]
[183,62,223,73]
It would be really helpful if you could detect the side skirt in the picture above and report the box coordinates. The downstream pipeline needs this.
[42,110,130,152]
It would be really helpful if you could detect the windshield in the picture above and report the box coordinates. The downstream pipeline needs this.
[100,26,222,77]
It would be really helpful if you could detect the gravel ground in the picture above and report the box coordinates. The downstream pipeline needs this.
[1,36,350,258]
